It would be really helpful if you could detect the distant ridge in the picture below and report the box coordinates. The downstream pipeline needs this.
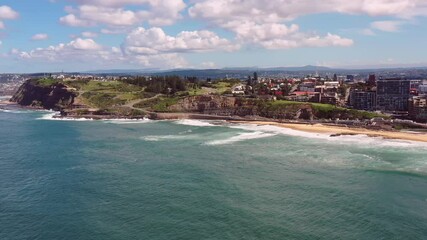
[83,65,332,75]
[69,65,427,76]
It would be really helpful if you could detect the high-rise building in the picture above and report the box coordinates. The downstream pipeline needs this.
[253,72,258,82]
[376,78,411,112]
[367,74,376,86]
[346,75,354,81]
[349,90,377,111]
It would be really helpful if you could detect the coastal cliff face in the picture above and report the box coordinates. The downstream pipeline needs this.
[10,79,76,110]
[168,95,315,120]
[167,95,380,121]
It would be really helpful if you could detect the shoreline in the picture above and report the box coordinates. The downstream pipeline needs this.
[59,112,427,143]
[3,103,427,143]
[230,121,427,143]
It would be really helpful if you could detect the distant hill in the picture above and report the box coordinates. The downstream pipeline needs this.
[265,65,332,71]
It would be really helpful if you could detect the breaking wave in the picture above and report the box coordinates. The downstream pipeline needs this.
[174,119,222,127]
[37,112,94,121]
[228,124,427,149]
[104,118,152,124]
[142,134,201,142]
[204,131,277,145]
[0,109,32,114]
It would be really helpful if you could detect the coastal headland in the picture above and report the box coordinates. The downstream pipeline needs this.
[6,77,427,143]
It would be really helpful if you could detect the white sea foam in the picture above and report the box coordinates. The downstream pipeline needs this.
[104,118,152,124]
[37,111,95,121]
[174,119,222,127]
[0,109,31,114]
[228,123,427,149]
[142,134,200,142]
[204,131,277,145]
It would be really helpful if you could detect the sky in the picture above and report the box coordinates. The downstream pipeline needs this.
[0,0,426,73]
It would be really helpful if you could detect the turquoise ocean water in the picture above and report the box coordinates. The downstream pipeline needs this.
[1,108,427,239]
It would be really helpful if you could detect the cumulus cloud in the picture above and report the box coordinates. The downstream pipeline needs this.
[188,2,362,50]
[0,5,19,29]
[31,33,49,41]
[0,5,19,19]
[122,27,240,55]
[11,37,188,69]
[189,0,427,23]
[186,0,427,49]
[60,0,186,27]
[13,38,104,61]
[60,13,94,27]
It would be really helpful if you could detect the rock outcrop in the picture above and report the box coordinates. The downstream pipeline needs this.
[10,79,76,110]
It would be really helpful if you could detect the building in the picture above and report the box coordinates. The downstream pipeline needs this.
[376,78,411,112]
[409,95,427,122]
[349,90,376,111]
[320,94,338,105]
[232,85,246,95]
[346,75,355,81]
[418,83,427,94]
[367,74,376,86]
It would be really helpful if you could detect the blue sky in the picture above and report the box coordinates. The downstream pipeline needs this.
[0,0,426,72]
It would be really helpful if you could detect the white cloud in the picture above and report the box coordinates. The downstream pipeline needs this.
[69,38,102,50]
[60,0,186,27]
[122,27,240,55]
[186,0,427,49]
[188,2,359,50]
[252,32,353,49]
[0,5,19,19]
[81,31,98,38]
[31,33,49,41]
[60,14,94,27]
[10,37,188,69]
[0,5,19,29]
[371,21,403,32]
[189,0,427,24]
[13,38,104,61]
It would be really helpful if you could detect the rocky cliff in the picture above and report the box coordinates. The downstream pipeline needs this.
[168,95,315,120]
[167,95,381,121]
[10,79,76,110]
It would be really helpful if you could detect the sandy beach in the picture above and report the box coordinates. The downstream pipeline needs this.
[231,121,427,143]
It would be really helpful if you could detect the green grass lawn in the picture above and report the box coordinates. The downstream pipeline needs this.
[35,78,60,87]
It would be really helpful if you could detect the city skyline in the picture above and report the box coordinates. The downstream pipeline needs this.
[1,0,427,72]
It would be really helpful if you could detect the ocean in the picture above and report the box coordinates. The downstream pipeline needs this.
[1,108,427,239]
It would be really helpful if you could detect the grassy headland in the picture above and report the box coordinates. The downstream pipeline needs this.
[13,77,387,121]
